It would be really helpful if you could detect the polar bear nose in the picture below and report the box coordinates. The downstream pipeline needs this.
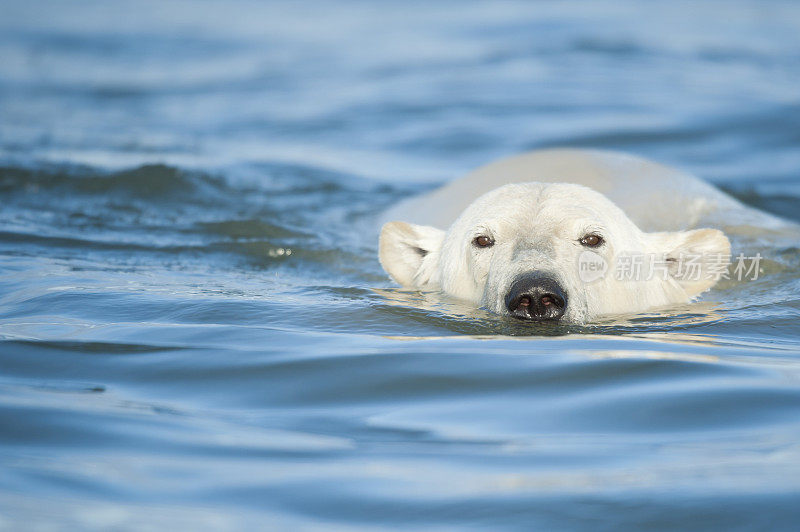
[505,274,567,321]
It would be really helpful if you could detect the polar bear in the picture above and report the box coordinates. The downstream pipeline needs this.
[378,149,791,323]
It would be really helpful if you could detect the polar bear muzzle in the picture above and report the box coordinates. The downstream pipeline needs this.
[504,273,567,321]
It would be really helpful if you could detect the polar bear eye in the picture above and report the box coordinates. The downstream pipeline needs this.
[580,233,604,247]
[473,235,495,248]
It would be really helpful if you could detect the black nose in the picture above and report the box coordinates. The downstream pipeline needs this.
[505,274,567,321]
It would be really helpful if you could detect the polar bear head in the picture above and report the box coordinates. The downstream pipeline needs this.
[379,183,730,323]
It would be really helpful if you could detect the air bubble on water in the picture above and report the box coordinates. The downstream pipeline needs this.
[268,247,292,258]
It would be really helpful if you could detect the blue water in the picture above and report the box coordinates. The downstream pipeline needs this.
[2,1,800,529]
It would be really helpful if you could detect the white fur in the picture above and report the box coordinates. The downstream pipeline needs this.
[379,149,747,324]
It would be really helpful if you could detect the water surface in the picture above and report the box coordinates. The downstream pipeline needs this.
[2,1,800,529]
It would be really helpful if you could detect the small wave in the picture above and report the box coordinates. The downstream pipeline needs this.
[194,219,310,240]
[0,163,230,202]
[2,338,186,355]
[722,186,800,223]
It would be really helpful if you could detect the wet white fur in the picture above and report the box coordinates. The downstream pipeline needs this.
[378,149,762,323]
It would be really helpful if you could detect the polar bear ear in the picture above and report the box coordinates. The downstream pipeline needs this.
[379,221,445,288]
[649,228,731,296]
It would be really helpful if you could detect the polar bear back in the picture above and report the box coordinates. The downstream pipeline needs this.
[383,149,786,234]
